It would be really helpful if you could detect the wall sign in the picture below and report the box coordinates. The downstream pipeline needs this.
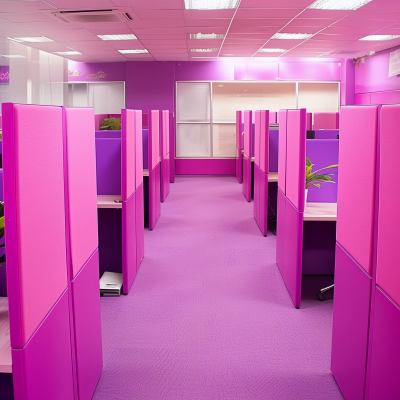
[389,49,400,77]
[0,66,9,83]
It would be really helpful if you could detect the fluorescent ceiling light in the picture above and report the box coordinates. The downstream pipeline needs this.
[118,49,148,54]
[8,36,53,43]
[54,51,82,55]
[359,35,400,41]
[98,34,137,40]
[258,48,286,53]
[191,48,219,52]
[184,0,239,10]
[271,33,313,40]
[2,55,26,58]
[189,33,225,39]
[309,0,373,10]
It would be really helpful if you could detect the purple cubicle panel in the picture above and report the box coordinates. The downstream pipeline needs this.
[278,110,288,195]
[242,111,252,202]
[142,129,149,170]
[306,139,339,203]
[2,103,74,398]
[148,110,161,230]
[121,109,136,202]
[336,105,379,277]
[235,111,243,183]
[314,130,339,140]
[313,112,339,130]
[269,129,279,173]
[62,107,103,399]
[286,109,306,213]
[160,110,170,202]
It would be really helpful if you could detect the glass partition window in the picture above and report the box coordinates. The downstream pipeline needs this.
[177,82,210,122]
[176,124,211,158]
[213,124,236,157]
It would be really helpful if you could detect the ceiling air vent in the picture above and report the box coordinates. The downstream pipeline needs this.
[50,9,133,23]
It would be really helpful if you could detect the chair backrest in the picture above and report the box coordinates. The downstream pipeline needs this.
[336,105,379,276]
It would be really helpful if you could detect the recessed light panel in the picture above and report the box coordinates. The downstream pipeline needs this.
[184,0,239,10]
[118,49,148,54]
[8,36,53,43]
[54,51,82,55]
[191,48,219,52]
[258,48,286,53]
[360,35,400,41]
[271,33,313,40]
[2,55,26,58]
[98,34,137,40]
[189,33,225,39]
[309,0,373,10]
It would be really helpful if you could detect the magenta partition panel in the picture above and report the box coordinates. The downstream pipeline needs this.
[269,112,277,124]
[121,109,136,202]
[313,112,339,130]
[286,109,306,213]
[160,110,170,202]
[135,110,143,190]
[278,110,287,195]
[336,106,379,276]
[259,111,269,175]
[2,103,74,398]
[306,112,312,131]
[63,107,102,399]
[235,111,243,183]
[148,110,161,230]
[254,111,261,168]
[242,110,252,202]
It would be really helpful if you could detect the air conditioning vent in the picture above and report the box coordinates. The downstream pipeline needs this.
[49,9,133,23]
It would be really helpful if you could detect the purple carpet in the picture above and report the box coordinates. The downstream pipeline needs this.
[93,176,343,400]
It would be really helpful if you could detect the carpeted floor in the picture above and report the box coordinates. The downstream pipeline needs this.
[93,176,343,400]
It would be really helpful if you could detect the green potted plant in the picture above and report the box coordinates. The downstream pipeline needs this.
[305,157,338,203]
[99,117,121,131]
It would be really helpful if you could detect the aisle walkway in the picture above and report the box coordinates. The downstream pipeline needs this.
[93,176,343,400]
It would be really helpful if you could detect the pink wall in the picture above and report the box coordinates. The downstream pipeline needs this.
[355,44,400,104]
[68,61,125,82]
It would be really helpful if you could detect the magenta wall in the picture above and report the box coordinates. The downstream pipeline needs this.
[355,44,400,104]
[68,61,126,82]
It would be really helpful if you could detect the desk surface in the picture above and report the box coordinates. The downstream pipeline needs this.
[143,169,149,177]
[304,202,337,221]
[268,172,278,182]
[0,297,11,373]
[97,195,122,209]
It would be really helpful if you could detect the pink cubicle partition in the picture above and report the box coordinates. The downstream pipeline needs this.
[62,107,102,400]
[253,110,270,236]
[269,111,277,124]
[235,111,243,184]
[306,112,312,131]
[331,105,379,400]
[148,110,161,230]
[242,110,252,202]
[365,104,400,399]
[278,110,288,196]
[2,103,74,398]
[313,112,339,130]
[160,110,170,203]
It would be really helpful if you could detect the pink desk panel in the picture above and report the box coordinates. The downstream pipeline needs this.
[236,111,243,184]
[336,105,379,277]
[135,110,144,190]
[243,111,252,202]
[254,111,261,168]
[278,110,288,195]
[313,112,339,130]
[331,244,372,400]
[135,184,145,270]
[260,111,269,175]
[149,110,160,171]
[121,109,136,202]
[276,189,287,280]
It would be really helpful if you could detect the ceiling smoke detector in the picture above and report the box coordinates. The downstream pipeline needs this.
[49,9,133,24]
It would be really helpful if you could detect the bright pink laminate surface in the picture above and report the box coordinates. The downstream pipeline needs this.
[313,112,339,130]
[376,104,400,307]
[121,109,136,201]
[336,105,379,277]
[176,159,235,175]
[3,104,68,348]
[135,184,145,270]
[135,110,143,189]
[355,93,371,105]
[161,110,169,158]
[254,111,261,168]
[276,188,286,281]
[149,110,160,171]
[278,110,287,195]
[63,107,98,279]
[286,109,306,213]
[331,244,372,400]
[260,110,269,174]
[122,194,137,292]
[243,110,252,158]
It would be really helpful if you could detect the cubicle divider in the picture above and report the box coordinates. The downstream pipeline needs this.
[313,112,339,130]
[96,108,144,294]
[160,110,170,202]
[253,110,270,236]
[242,110,252,202]
[2,103,103,399]
[146,110,161,230]
[269,112,277,124]
[62,107,103,400]
[276,108,338,308]
[306,112,312,131]
[235,111,243,184]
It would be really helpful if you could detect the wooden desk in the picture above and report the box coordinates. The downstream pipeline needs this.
[304,202,337,221]
[97,195,122,209]
[268,172,278,182]
[0,297,11,373]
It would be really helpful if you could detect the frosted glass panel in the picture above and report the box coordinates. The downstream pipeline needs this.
[213,124,236,157]
[177,82,210,122]
[67,83,88,107]
[176,124,211,157]
[88,82,125,114]
[298,83,339,120]
[212,82,296,122]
